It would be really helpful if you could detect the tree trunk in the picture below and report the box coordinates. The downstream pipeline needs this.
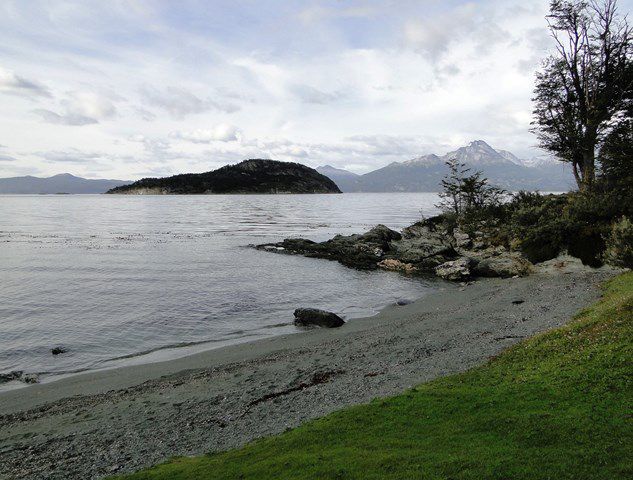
[572,161,582,190]
[580,149,596,192]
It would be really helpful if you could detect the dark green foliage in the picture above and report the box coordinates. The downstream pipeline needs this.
[599,118,633,189]
[114,273,633,480]
[604,217,633,267]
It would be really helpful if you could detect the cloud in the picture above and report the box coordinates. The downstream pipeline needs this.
[141,86,240,118]
[34,148,103,163]
[298,5,379,23]
[0,153,16,162]
[133,106,157,122]
[32,109,98,126]
[404,4,508,64]
[0,67,51,99]
[33,92,117,125]
[292,84,345,105]
[171,124,241,143]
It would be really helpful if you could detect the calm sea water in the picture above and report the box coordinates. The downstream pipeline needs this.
[0,193,441,383]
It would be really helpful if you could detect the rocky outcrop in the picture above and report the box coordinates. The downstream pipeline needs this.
[294,309,345,328]
[257,225,403,270]
[257,216,535,281]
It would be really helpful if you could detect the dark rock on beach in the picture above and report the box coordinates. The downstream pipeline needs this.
[0,371,39,384]
[0,371,23,384]
[294,308,345,328]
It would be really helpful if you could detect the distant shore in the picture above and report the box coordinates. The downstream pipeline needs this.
[0,259,619,479]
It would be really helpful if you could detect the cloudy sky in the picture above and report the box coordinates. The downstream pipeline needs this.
[1,0,630,179]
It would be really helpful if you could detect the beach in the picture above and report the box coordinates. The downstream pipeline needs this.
[0,262,618,479]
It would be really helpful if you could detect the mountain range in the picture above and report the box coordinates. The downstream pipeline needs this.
[0,141,575,194]
[317,140,575,192]
[0,173,131,194]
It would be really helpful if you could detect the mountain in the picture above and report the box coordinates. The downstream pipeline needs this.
[0,173,131,194]
[316,165,360,192]
[319,141,575,192]
[107,159,341,195]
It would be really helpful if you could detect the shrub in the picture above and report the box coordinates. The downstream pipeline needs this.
[604,217,633,268]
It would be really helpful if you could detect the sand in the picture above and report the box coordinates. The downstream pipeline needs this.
[0,260,620,479]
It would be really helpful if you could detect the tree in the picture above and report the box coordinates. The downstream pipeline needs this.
[437,158,469,216]
[532,0,632,191]
[436,158,505,217]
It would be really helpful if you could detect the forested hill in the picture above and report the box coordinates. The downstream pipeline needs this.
[107,159,342,195]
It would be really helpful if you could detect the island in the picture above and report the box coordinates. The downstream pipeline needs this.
[106,159,341,195]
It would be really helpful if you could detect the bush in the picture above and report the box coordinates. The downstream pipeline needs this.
[604,217,633,268]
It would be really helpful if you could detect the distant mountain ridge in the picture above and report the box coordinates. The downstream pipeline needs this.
[0,173,131,194]
[317,140,574,192]
[107,159,341,195]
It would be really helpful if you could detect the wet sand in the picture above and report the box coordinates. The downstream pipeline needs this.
[0,260,618,479]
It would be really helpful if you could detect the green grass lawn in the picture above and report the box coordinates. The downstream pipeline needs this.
[117,273,633,480]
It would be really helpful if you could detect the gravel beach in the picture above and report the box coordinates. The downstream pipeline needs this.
[0,260,619,479]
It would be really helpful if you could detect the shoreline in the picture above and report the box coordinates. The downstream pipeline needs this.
[0,277,437,394]
[0,281,443,413]
[0,262,620,479]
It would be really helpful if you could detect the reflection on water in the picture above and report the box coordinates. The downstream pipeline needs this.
[0,193,441,379]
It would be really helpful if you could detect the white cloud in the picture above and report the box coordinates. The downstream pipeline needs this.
[291,84,346,105]
[0,0,591,179]
[33,91,118,125]
[0,67,51,99]
[172,124,241,143]
[141,86,240,118]
[403,3,509,64]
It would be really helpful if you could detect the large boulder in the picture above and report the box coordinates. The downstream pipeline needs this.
[294,308,345,328]
[473,253,533,278]
[435,257,477,281]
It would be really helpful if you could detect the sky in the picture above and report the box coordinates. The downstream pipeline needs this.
[1,0,631,180]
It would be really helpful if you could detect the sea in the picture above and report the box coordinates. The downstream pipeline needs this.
[0,193,442,386]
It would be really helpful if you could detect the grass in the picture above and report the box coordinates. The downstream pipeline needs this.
[116,273,633,480]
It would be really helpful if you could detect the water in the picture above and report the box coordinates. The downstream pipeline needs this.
[0,193,441,383]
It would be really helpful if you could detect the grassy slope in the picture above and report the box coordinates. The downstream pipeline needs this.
[117,273,633,480]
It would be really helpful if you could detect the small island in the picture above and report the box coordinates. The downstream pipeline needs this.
[106,159,342,195]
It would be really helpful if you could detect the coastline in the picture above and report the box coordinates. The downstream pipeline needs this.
[0,262,620,479]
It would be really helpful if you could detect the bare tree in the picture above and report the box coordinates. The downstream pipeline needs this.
[532,0,632,191]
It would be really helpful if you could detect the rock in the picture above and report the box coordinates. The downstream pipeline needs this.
[51,347,67,355]
[396,299,413,306]
[0,370,23,384]
[512,300,525,305]
[294,308,345,328]
[435,257,477,281]
[377,259,417,274]
[473,253,533,278]
[22,373,40,384]
[453,229,472,248]
[257,225,403,270]
[358,225,402,244]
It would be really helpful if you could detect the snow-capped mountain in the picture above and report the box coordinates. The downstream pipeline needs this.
[317,140,575,192]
